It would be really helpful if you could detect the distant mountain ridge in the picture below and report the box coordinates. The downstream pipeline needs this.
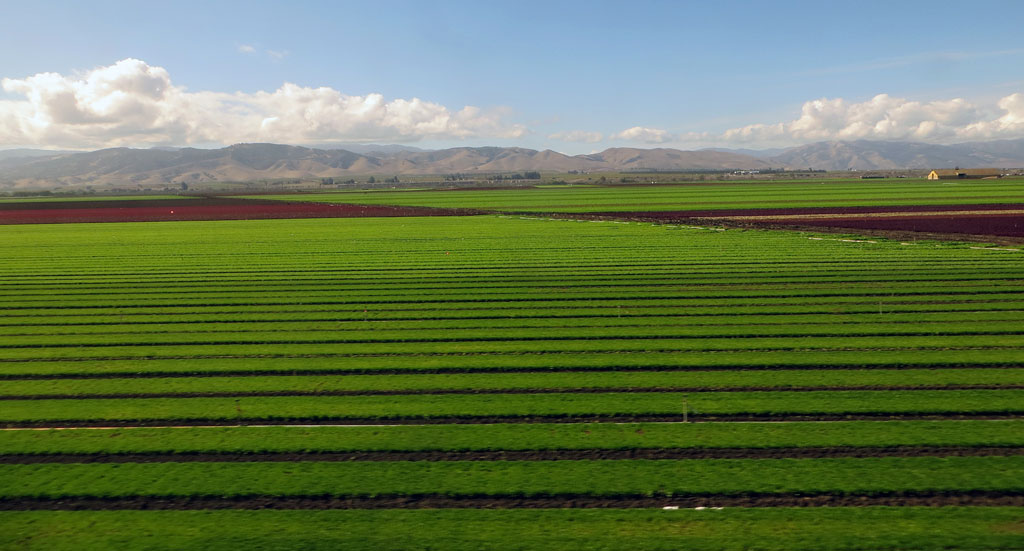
[761,139,1024,171]
[1,138,1023,189]
[0,144,769,188]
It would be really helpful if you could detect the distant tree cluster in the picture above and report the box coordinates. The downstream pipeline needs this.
[486,171,541,181]
[1,189,98,197]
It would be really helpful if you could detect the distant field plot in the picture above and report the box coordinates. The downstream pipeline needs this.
[0,196,477,224]
[240,178,1024,212]
[0,195,191,203]
[239,179,1024,239]
[2,214,1023,549]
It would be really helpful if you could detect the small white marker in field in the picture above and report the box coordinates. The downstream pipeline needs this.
[662,506,679,510]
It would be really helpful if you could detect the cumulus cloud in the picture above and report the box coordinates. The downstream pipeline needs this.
[613,126,673,143]
[0,58,527,148]
[237,44,256,54]
[720,93,1024,145]
[548,130,603,143]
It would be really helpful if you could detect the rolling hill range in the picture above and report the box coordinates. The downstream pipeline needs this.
[0,144,769,189]
[760,138,1024,171]
[0,138,1023,189]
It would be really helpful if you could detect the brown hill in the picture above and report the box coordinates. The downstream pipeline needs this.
[585,148,772,170]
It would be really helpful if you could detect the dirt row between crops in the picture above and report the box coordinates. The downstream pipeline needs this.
[4,491,1022,511]
[3,384,1020,401]
[6,412,1020,429]
[4,446,1021,465]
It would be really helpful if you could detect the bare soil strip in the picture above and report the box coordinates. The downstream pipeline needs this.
[5,413,1019,430]
[4,446,1021,464]
[3,491,1022,510]
[2,384,1019,401]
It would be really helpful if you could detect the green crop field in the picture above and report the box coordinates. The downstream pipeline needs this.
[239,178,1024,212]
[1,208,1023,550]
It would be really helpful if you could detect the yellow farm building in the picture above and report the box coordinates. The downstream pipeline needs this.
[927,168,1003,180]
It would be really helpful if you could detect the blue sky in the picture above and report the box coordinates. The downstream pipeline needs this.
[1,0,1023,152]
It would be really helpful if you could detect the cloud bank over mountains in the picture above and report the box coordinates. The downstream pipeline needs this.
[718,93,1024,145]
[0,59,526,149]
[1,59,1023,151]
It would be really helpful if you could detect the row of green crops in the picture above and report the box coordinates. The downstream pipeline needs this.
[4,421,1022,455]
[5,456,1023,498]
[6,509,1023,551]
[3,368,1022,397]
[11,350,1024,378]
[4,390,1023,425]
[8,319,1024,346]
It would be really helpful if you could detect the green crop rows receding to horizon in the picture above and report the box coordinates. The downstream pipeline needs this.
[235,178,1024,212]
[2,212,1023,550]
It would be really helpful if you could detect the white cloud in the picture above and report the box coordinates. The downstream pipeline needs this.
[548,130,603,143]
[237,44,256,54]
[720,93,1024,145]
[266,49,288,60]
[613,126,673,143]
[0,58,528,148]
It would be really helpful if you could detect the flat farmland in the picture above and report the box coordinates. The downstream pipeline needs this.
[244,178,1024,239]
[2,208,1023,550]
[244,178,1024,212]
